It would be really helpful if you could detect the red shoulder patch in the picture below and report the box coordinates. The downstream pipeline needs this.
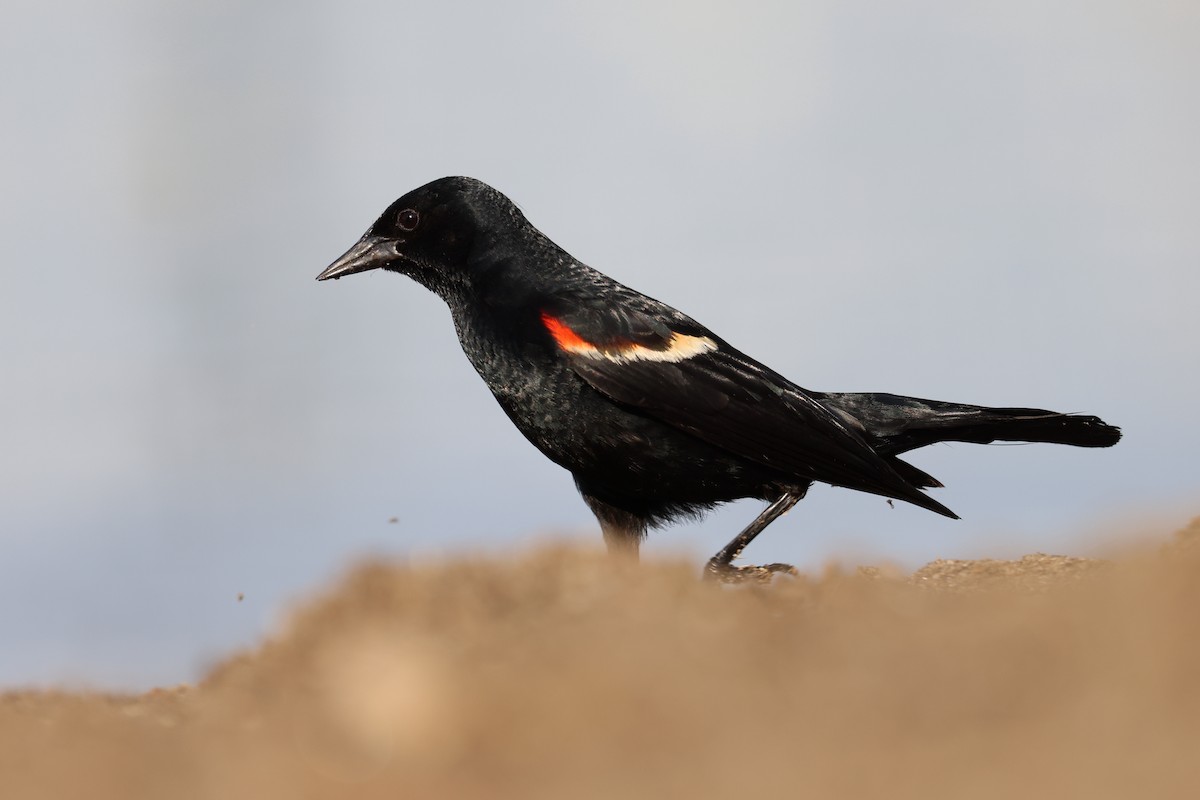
[539,310,717,364]
[540,312,592,351]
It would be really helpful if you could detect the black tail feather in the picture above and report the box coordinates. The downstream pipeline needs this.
[819,392,1122,456]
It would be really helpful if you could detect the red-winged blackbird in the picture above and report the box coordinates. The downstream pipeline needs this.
[317,177,1120,580]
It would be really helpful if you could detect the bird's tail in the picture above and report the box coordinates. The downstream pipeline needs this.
[819,392,1122,456]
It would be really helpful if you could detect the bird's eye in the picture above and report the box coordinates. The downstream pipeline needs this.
[397,208,420,232]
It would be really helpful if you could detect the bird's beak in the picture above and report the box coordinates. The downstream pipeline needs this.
[316,233,401,281]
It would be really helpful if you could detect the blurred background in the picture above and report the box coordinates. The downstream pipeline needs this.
[1,0,1196,689]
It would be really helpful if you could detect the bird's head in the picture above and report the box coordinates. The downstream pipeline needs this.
[316,176,522,292]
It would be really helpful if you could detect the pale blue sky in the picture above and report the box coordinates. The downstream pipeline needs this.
[2,0,1197,688]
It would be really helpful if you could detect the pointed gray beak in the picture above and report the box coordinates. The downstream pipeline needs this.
[316,233,401,281]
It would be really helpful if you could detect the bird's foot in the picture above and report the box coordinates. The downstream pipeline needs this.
[703,559,797,585]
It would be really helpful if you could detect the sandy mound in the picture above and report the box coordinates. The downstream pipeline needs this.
[4,517,1200,799]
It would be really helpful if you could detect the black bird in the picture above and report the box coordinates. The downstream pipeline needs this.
[317,177,1120,580]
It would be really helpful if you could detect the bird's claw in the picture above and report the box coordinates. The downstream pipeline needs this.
[703,560,798,585]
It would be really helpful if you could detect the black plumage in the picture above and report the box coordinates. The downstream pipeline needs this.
[317,176,1120,579]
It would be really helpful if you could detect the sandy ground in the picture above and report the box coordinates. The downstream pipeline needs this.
[4,517,1200,799]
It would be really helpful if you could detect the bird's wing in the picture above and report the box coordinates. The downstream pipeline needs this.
[538,303,955,516]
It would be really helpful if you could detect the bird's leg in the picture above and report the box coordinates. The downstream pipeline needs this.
[704,488,808,583]
[580,492,645,562]
[600,519,641,561]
